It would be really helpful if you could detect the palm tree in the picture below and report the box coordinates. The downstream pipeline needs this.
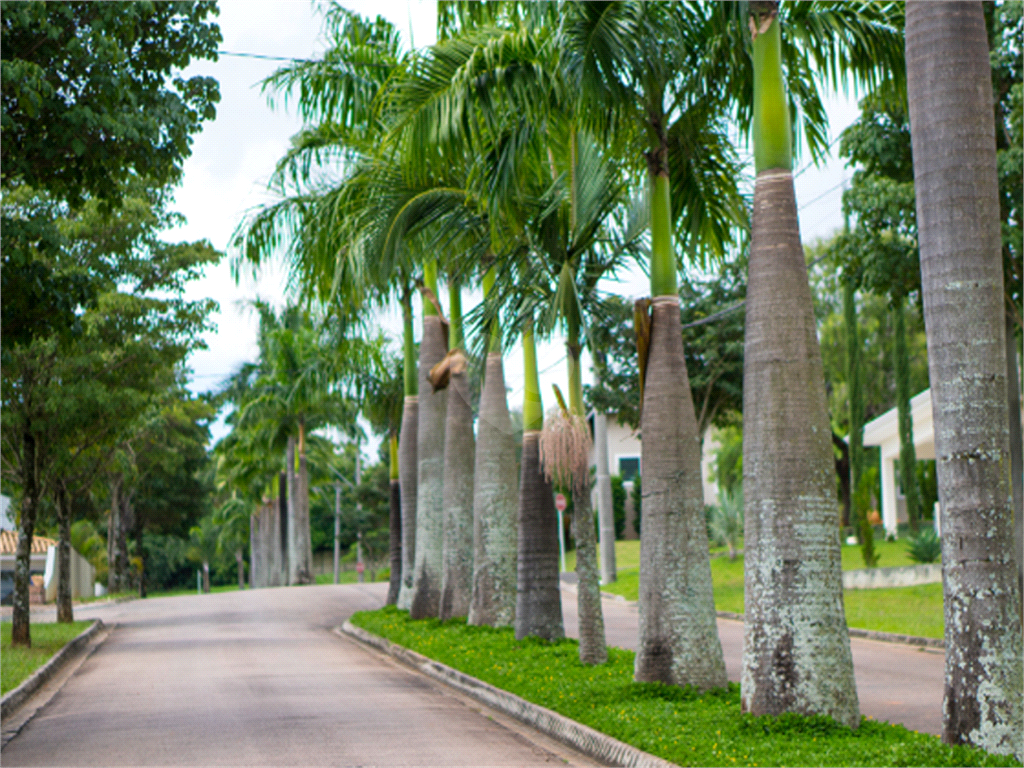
[905,2,1023,756]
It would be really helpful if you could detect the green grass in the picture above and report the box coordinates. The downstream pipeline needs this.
[314,569,390,586]
[1,620,92,695]
[598,547,942,639]
[351,607,1017,768]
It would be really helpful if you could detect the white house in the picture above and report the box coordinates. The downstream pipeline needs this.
[862,388,936,538]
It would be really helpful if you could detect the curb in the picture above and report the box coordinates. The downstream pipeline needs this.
[338,621,678,768]
[1,619,103,720]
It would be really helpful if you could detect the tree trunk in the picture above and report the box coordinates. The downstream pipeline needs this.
[135,514,146,598]
[55,486,74,623]
[387,434,403,606]
[594,413,617,584]
[906,2,1023,755]
[1006,313,1023,616]
[845,278,878,566]
[286,436,297,585]
[469,352,520,628]
[11,427,40,646]
[572,482,606,665]
[109,491,132,594]
[236,549,245,590]
[514,432,562,640]
[397,398,418,609]
[293,447,313,584]
[636,296,725,688]
[202,561,210,594]
[409,313,448,619]
[893,294,921,532]
[277,471,288,586]
[439,362,476,620]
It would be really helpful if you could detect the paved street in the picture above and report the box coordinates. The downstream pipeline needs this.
[2,579,944,766]
[1,585,591,767]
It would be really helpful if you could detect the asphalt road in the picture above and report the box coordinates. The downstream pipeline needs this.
[2,579,943,766]
[1,585,593,767]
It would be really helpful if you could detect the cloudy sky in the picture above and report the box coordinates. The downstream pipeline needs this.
[164,0,862,452]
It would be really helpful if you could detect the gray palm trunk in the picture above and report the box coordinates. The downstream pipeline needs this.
[1007,314,1023,608]
[572,482,606,665]
[439,364,476,620]
[396,396,418,609]
[636,297,727,689]
[469,352,520,628]
[741,170,859,728]
[594,413,617,584]
[906,2,1023,756]
[409,315,448,618]
[294,452,313,584]
[514,431,563,640]
[386,476,402,605]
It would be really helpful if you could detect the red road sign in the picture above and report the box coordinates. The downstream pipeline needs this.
[356,562,365,573]
[554,493,567,512]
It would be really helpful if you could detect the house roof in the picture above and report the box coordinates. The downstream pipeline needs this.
[0,529,58,555]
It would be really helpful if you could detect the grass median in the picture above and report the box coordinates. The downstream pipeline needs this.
[1,620,92,695]
[351,607,1016,767]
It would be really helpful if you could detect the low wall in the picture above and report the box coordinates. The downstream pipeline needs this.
[842,563,941,590]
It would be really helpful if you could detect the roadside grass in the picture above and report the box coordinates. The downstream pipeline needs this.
[1,620,91,695]
[314,570,389,586]
[350,607,1016,768]
[593,541,941,638]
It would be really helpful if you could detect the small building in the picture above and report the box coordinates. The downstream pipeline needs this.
[0,529,96,604]
[862,388,936,538]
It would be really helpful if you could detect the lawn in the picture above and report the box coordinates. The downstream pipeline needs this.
[350,607,1016,768]
[591,541,942,639]
[1,620,92,695]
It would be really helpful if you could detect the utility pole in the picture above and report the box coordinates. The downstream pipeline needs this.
[333,481,341,584]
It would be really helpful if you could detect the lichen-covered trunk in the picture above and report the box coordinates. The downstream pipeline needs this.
[470,352,520,628]
[572,483,606,665]
[409,315,448,618]
[386,477,402,606]
[514,431,563,640]
[740,169,859,728]
[906,2,1023,756]
[396,397,418,610]
[636,297,726,689]
[439,366,476,620]
[56,488,74,623]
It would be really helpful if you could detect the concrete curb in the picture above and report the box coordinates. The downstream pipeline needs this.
[338,621,678,768]
[1,619,103,720]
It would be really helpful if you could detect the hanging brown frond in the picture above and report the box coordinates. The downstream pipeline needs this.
[539,407,592,498]
[428,348,467,392]
[416,281,450,346]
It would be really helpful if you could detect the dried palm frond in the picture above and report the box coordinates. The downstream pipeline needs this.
[539,406,592,497]
[428,348,467,392]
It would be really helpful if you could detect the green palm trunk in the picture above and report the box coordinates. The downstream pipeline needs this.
[410,260,448,619]
[439,278,476,620]
[397,289,419,610]
[635,127,727,690]
[892,294,921,532]
[470,270,521,628]
[740,4,857,727]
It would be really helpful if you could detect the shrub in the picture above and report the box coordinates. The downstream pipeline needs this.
[707,489,744,559]
[906,528,941,564]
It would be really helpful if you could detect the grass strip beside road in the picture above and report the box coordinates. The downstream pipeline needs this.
[1,620,91,695]
[351,607,1016,767]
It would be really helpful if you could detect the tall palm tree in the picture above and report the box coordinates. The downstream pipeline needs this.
[905,2,1022,756]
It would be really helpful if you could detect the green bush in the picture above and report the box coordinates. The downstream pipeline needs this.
[610,474,627,539]
[906,528,942,564]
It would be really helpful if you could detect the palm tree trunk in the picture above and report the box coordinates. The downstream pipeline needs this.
[740,4,858,727]
[386,433,403,606]
[471,304,520,629]
[1007,313,1023,612]
[397,292,419,609]
[566,329,606,666]
[410,262,448,619]
[286,436,297,585]
[276,472,288,587]
[294,444,313,584]
[906,2,1023,755]
[594,412,617,585]
[236,550,245,590]
[56,485,74,623]
[439,281,475,620]
[635,158,726,686]
[893,294,921,532]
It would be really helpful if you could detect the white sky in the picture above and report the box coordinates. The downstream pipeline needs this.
[165,0,862,455]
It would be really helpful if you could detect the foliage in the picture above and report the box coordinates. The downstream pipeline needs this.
[351,608,1012,767]
[707,489,744,560]
[139,532,193,592]
[1,620,92,695]
[906,528,942,565]
[710,423,743,497]
[610,474,626,540]
[0,1,221,208]
[70,520,108,586]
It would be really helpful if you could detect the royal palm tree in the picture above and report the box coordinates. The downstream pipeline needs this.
[905,2,1022,756]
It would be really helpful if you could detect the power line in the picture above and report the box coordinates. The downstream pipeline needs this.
[218,49,312,63]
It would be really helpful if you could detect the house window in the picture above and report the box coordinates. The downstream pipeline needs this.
[618,456,640,482]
